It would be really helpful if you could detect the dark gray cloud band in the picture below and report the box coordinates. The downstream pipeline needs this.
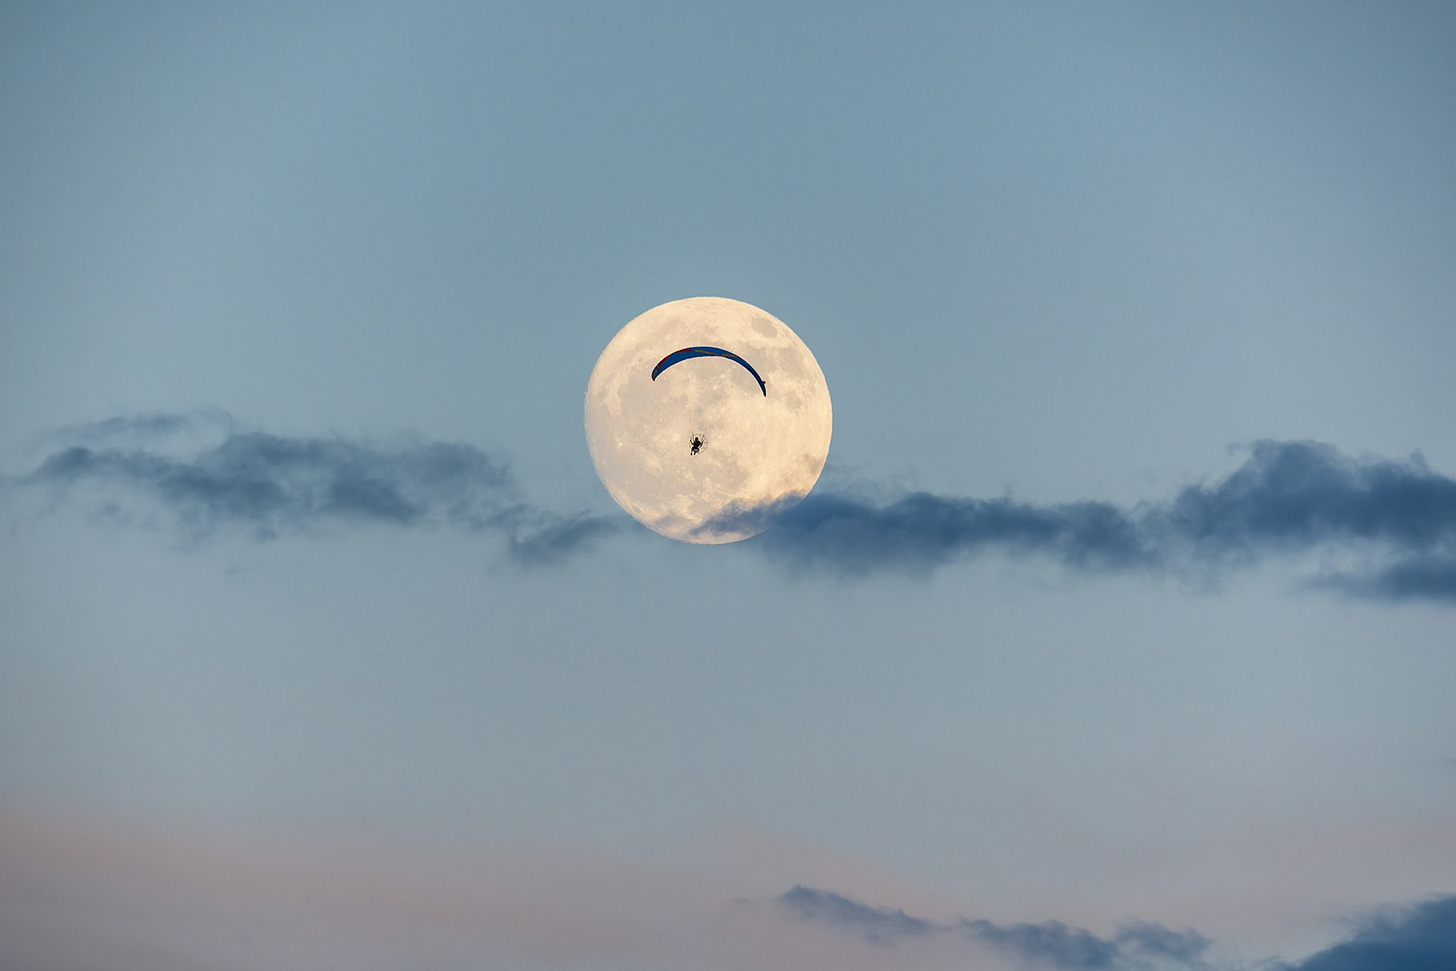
[779,886,1456,971]
[741,440,1456,601]
[17,417,1456,599]
[19,413,621,565]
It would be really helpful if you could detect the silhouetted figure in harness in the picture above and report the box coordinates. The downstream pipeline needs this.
[690,436,703,455]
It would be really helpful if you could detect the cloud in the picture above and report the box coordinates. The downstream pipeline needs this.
[779,885,936,944]
[1281,895,1456,971]
[18,413,619,565]
[778,886,1210,968]
[1157,441,1455,554]
[4,804,1453,971]
[741,492,1150,577]
[962,918,1124,968]
[781,885,1456,971]
[506,509,625,567]
[745,441,1456,601]
[17,420,1456,599]
[1,807,1223,971]
[1311,554,1456,602]
[44,411,210,442]
[1112,922,1215,964]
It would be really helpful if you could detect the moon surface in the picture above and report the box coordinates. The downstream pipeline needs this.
[584,297,833,544]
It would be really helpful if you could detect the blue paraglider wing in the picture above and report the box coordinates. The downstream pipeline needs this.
[650,346,767,396]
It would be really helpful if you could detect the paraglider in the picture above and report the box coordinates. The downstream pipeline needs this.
[690,436,703,455]
[650,346,767,396]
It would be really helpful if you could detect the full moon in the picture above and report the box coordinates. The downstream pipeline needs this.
[584,297,833,544]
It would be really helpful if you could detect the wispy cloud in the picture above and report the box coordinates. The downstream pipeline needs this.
[742,441,1456,602]
[779,885,1211,968]
[41,410,215,444]
[18,413,621,564]
[17,418,1456,598]
[507,510,625,567]
[779,885,936,945]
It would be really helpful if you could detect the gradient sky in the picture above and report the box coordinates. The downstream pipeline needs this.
[3,3,1454,970]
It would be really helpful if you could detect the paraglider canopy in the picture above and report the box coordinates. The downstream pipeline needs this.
[650,346,767,396]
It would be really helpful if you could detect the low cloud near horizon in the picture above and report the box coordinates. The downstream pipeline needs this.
[780,885,1456,971]
[14,412,1456,602]
[4,805,1452,971]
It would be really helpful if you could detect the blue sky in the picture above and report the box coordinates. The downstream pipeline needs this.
[2,3,1454,969]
